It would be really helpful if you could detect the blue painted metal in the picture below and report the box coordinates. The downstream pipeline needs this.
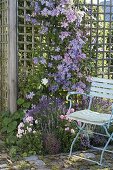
[69,123,85,157]
[88,96,93,110]
[66,77,113,166]
[100,132,113,165]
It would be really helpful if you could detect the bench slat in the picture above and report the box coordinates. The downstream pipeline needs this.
[90,86,113,95]
[92,77,113,84]
[90,91,113,99]
[92,82,113,89]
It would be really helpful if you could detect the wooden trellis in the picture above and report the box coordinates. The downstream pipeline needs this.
[0,0,8,112]
[0,0,17,113]
[77,0,113,78]
[17,0,113,82]
[1,0,113,112]
[18,0,37,80]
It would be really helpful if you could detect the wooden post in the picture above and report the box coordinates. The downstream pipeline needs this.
[8,0,17,113]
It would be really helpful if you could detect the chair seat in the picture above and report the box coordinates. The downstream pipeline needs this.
[67,109,113,125]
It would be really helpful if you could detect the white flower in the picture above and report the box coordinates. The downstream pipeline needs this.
[35,120,38,124]
[33,130,36,134]
[18,128,24,134]
[18,122,24,128]
[16,133,23,138]
[27,127,32,132]
[41,78,48,85]
[26,116,33,123]
[71,129,75,134]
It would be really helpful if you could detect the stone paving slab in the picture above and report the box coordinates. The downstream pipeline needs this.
[40,150,113,170]
[0,152,113,170]
[0,138,113,170]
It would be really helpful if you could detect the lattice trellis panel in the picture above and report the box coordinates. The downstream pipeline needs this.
[0,0,8,112]
[18,0,113,81]
[18,0,45,98]
[18,0,37,83]
[77,0,113,79]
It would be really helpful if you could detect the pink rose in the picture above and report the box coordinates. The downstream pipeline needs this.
[60,115,65,120]
[70,108,75,113]
[67,108,75,115]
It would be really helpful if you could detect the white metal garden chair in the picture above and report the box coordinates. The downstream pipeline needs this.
[66,77,113,165]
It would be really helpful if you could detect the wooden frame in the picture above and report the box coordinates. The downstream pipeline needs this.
[8,0,17,113]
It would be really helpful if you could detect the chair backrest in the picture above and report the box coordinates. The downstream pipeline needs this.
[90,77,113,99]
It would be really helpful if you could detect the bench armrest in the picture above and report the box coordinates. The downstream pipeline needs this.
[66,91,91,101]
[66,91,93,110]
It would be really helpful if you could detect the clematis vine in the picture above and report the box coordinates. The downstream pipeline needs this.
[26,0,91,96]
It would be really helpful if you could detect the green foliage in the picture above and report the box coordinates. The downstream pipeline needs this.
[18,66,46,100]
[55,119,79,153]
[0,110,24,157]
[17,98,31,110]
[1,111,24,143]
[0,110,43,157]
[16,131,42,156]
[0,111,28,157]
[5,96,79,156]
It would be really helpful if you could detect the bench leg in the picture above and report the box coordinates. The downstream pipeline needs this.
[69,129,81,157]
[100,133,113,165]
[69,123,85,157]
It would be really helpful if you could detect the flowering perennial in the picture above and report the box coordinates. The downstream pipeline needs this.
[26,0,91,95]
[17,115,37,138]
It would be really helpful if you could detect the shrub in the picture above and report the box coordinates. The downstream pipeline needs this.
[16,96,79,155]
[43,133,61,154]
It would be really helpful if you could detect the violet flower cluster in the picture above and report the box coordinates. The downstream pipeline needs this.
[26,0,91,94]
[25,96,65,117]
[21,96,67,133]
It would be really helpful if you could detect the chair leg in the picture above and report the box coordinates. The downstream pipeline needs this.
[100,133,113,165]
[69,129,82,157]
[69,123,86,157]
